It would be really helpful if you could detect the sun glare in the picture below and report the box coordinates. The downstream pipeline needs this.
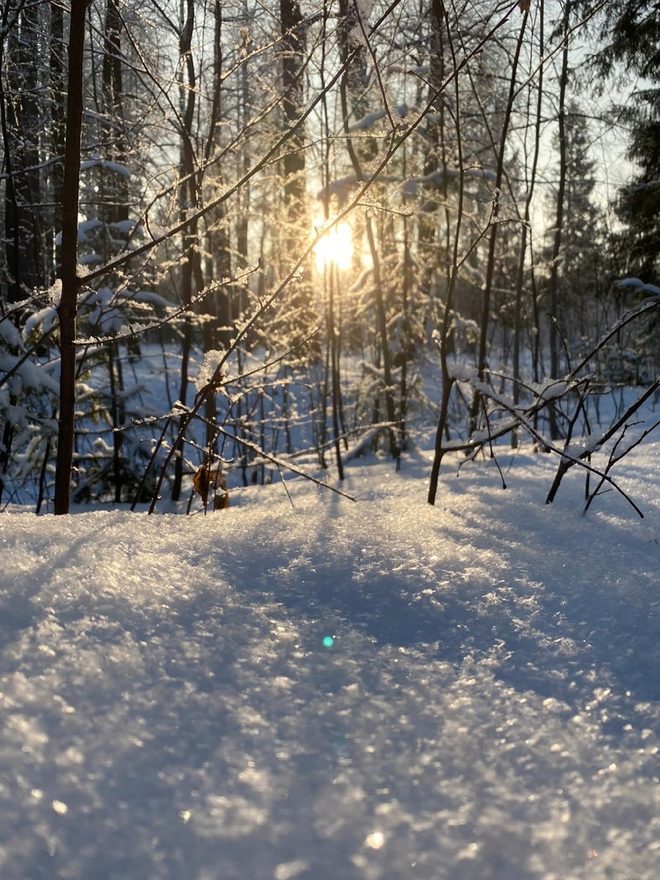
[314,220,353,272]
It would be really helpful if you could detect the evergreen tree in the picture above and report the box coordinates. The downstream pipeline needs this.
[546,103,605,351]
[597,0,660,282]
[615,88,660,282]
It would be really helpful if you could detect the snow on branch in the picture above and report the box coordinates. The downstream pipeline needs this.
[80,158,131,177]
[348,103,411,132]
[614,278,660,298]
[402,166,497,197]
[181,404,358,504]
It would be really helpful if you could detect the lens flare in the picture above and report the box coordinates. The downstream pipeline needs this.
[314,221,353,271]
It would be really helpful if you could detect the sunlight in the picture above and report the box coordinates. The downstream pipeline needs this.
[313,220,353,272]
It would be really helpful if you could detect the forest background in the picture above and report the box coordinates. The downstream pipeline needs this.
[1,0,658,515]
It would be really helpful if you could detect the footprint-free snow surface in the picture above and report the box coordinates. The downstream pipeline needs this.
[1,445,659,880]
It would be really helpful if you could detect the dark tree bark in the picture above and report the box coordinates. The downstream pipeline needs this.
[546,0,571,439]
[101,0,130,502]
[427,0,464,505]
[420,2,450,319]
[280,0,306,214]
[54,0,91,515]
[205,0,232,350]
[102,0,129,225]
[279,0,314,343]
[512,0,544,442]
[171,0,200,502]
[2,0,45,301]
[468,6,529,434]
[49,0,66,281]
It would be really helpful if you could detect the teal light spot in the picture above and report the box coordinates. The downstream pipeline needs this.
[322,635,335,649]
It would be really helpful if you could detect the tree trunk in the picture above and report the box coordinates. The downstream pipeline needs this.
[172,0,198,502]
[50,0,66,282]
[468,7,529,434]
[547,0,571,439]
[2,0,44,301]
[102,0,129,501]
[512,0,544,446]
[54,0,91,515]
[280,0,306,213]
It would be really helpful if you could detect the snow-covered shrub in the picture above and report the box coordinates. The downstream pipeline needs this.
[0,307,60,505]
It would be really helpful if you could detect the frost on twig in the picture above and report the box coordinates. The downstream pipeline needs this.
[429,300,660,515]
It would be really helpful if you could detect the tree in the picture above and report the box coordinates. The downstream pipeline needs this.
[1,0,47,303]
[596,0,660,283]
[4,0,655,514]
[54,0,91,515]
[544,103,605,359]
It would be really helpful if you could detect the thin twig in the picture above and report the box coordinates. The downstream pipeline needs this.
[182,406,358,503]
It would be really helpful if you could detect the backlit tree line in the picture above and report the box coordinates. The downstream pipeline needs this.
[0,0,658,513]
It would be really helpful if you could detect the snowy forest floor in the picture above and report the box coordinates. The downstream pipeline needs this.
[1,437,659,880]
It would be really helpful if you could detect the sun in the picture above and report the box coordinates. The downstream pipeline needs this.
[313,220,353,272]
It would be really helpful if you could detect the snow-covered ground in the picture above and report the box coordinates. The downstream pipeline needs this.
[1,440,659,879]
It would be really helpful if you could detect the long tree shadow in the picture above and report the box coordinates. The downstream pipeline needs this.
[1,498,657,880]
[0,533,103,654]
[204,497,660,723]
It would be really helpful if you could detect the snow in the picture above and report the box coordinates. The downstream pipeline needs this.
[403,166,497,196]
[1,443,659,879]
[53,217,137,250]
[23,305,58,340]
[318,174,361,201]
[54,219,105,247]
[78,252,103,266]
[195,349,225,392]
[614,278,660,298]
[0,317,23,350]
[0,353,59,397]
[529,379,570,401]
[348,105,410,133]
[109,219,138,235]
[80,158,132,178]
